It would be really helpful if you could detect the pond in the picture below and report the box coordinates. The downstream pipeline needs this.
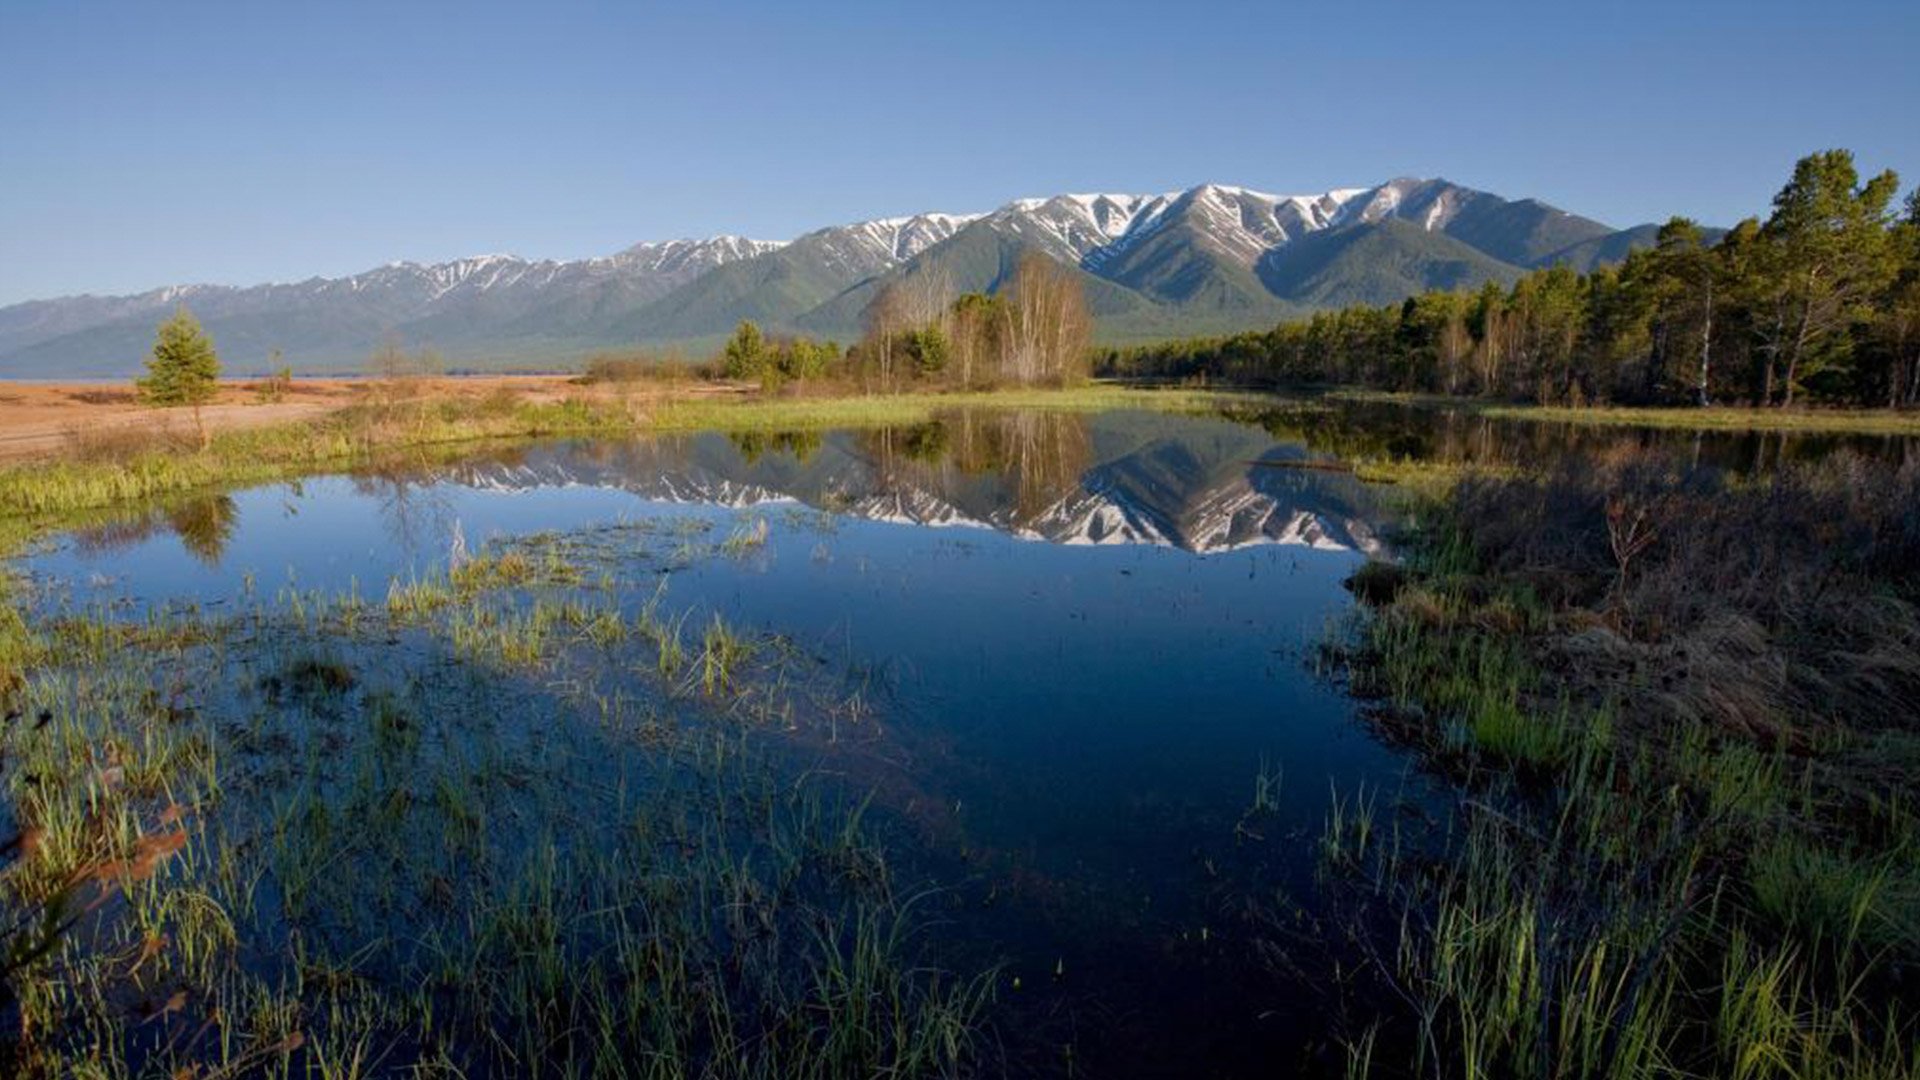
[9,398,1915,1077]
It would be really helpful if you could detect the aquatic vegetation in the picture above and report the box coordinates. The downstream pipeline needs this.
[0,580,38,693]
[0,511,991,1077]
[1323,447,1920,1078]
[720,516,770,556]
[4,397,1915,1077]
[1329,390,1920,436]
[697,613,756,696]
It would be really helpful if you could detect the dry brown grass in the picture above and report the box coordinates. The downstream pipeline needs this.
[1446,447,1920,738]
[60,420,199,464]
[63,388,136,406]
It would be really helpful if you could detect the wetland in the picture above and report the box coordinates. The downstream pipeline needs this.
[2,394,1916,1077]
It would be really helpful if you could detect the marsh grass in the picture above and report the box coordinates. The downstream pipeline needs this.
[647,386,1262,436]
[720,516,770,557]
[0,386,1253,532]
[1329,390,1920,436]
[0,513,991,1077]
[1322,448,1920,1078]
[0,396,634,523]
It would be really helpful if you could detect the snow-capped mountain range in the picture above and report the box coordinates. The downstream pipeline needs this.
[0,178,1652,376]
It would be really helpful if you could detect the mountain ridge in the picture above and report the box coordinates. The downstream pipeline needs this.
[0,179,1674,377]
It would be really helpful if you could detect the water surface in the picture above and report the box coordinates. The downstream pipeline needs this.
[20,399,1915,1075]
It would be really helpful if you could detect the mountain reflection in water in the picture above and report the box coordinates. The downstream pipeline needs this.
[439,409,1384,556]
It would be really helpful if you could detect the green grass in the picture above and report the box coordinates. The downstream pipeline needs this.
[1325,465,1920,1079]
[0,384,1260,538]
[0,521,993,1076]
[646,384,1268,435]
[1331,389,1920,436]
[0,396,633,522]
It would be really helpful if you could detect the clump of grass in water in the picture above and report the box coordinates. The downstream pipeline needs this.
[1234,756,1284,842]
[636,596,691,680]
[0,565,42,695]
[258,654,356,703]
[721,516,770,557]
[697,613,755,696]
[448,549,536,592]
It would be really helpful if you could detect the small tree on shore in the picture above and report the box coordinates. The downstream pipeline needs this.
[137,307,221,447]
[722,320,768,380]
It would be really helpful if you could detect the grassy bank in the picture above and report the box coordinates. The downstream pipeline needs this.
[648,384,1262,433]
[0,396,631,523]
[0,385,1258,528]
[1327,449,1920,1077]
[1330,389,1920,435]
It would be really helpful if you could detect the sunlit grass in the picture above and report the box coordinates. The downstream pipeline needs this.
[647,384,1267,434]
[1331,389,1920,435]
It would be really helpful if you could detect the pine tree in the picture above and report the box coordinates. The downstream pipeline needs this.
[721,321,767,380]
[1873,190,1920,407]
[1756,150,1902,406]
[1640,218,1721,404]
[137,307,222,446]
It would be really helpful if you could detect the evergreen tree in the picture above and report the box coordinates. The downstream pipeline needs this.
[1508,266,1586,402]
[721,321,767,380]
[1638,218,1722,404]
[903,325,950,377]
[1086,150,1917,411]
[137,306,222,446]
[1871,190,1920,406]
[1755,150,1902,405]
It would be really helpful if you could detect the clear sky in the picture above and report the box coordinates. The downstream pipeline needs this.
[2,0,1916,305]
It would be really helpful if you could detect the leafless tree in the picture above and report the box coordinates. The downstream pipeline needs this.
[1001,252,1090,385]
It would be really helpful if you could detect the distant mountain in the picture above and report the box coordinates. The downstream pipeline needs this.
[0,179,1672,377]
[1256,219,1526,308]
[0,237,782,377]
[614,213,976,342]
[1535,223,1729,274]
[1338,178,1618,266]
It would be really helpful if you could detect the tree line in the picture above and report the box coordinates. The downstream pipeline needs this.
[717,250,1092,391]
[1099,150,1920,409]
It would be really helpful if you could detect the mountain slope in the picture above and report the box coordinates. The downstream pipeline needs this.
[0,239,784,376]
[619,214,976,342]
[794,214,1169,339]
[0,178,1656,377]
[1257,219,1525,307]
[1343,178,1616,266]
[1537,223,1730,273]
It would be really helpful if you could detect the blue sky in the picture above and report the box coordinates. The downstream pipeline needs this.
[2,0,1916,305]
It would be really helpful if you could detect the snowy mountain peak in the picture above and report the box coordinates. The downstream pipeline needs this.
[616,236,786,277]
[840,212,983,264]
[990,182,1414,270]
[0,173,1620,377]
